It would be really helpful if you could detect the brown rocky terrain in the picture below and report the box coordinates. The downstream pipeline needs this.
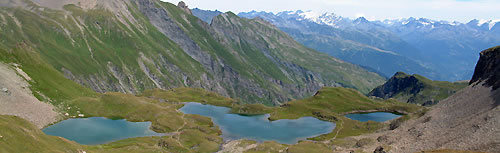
[379,46,500,152]
[332,46,500,153]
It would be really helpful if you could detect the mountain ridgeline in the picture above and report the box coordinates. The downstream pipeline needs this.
[234,10,500,81]
[0,0,384,105]
[368,72,467,105]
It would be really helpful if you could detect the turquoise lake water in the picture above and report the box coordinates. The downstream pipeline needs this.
[42,117,163,145]
[344,112,401,122]
[179,102,336,144]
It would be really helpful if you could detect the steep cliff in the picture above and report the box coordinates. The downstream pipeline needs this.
[0,0,384,105]
[381,46,500,153]
[470,46,500,90]
[369,72,467,105]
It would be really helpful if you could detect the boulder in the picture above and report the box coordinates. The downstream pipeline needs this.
[377,135,389,142]
[373,146,386,153]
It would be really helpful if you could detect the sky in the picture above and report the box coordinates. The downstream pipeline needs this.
[161,0,500,23]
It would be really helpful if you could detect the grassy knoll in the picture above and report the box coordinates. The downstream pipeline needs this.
[140,88,236,107]
[369,72,468,105]
[0,115,85,153]
[269,87,421,120]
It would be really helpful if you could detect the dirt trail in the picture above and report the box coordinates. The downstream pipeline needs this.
[0,63,59,128]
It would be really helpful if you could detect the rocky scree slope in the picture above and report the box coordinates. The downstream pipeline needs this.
[0,0,384,105]
[369,72,467,105]
[381,46,500,153]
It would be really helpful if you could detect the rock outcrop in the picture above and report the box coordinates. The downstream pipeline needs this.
[368,72,467,105]
[384,46,500,153]
[177,1,192,14]
[470,46,500,90]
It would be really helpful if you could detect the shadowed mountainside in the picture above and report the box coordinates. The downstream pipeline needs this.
[369,72,467,105]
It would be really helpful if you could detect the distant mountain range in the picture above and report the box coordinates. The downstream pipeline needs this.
[191,9,500,81]
[238,10,500,81]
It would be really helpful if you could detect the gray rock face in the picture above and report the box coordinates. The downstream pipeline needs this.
[125,0,358,104]
[369,72,423,99]
[470,46,500,90]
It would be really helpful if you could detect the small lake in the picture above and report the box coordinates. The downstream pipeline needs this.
[345,112,401,122]
[179,102,335,144]
[42,117,164,145]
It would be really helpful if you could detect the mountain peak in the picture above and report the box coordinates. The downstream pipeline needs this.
[177,1,192,14]
[353,17,370,25]
[394,72,409,78]
[369,71,467,105]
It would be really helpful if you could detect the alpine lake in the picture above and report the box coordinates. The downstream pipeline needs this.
[42,102,401,145]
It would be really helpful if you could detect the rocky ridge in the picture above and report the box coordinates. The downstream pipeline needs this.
[0,0,385,105]
[369,72,467,105]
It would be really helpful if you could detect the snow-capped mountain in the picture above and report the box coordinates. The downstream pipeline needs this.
[277,10,345,28]
[239,10,437,79]
[378,17,500,31]
[195,9,500,81]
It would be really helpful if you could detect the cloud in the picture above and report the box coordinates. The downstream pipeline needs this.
[161,0,500,22]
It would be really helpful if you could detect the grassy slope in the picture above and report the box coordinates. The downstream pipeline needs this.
[0,115,85,153]
[0,44,418,152]
[0,0,385,105]
[0,3,204,94]
[268,87,423,140]
[371,72,468,105]
[412,74,468,101]
[211,12,386,94]
[0,41,227,152]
